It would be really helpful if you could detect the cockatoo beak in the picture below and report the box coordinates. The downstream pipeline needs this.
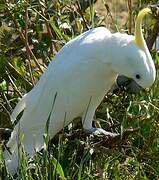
[116,75,143,94]
[109,76,142,94]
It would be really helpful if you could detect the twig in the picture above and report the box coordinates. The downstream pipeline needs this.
[4,1,44,74]
[0,89,12,113]
[5,70,23,98]
[146,18,159,50]
[6,62,33,91]
[127,0,132,34]
[102,0,119,32]
[42,0,54,56]
[76,1,89,30]
[148,102,159,112]
[0,100,11,116]
[24,0,35,85]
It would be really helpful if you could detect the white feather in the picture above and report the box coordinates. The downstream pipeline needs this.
[10,95,26,122]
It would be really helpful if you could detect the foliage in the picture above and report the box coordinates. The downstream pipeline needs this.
[0,0,158,179]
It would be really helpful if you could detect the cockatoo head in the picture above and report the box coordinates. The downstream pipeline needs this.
[113,8,156,93]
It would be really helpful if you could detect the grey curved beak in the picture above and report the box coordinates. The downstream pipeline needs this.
[110,75,143,94]
[117,75,143,93]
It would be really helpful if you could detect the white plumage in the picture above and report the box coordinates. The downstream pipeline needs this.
[4,8,156,174]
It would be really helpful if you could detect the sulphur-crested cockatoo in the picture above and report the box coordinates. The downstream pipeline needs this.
[4,8,156,174]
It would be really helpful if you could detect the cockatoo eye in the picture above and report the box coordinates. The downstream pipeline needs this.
[135,74,141,79]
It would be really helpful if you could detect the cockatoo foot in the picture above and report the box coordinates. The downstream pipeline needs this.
[86,127,118,137]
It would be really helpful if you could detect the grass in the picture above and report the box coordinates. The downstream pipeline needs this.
[0,0,159,179]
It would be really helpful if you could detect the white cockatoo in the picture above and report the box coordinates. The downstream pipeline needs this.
[4,8,156,174]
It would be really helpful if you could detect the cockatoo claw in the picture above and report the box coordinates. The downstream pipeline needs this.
[86,127,118,137]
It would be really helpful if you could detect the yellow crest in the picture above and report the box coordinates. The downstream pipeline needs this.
[135,8,151,48]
